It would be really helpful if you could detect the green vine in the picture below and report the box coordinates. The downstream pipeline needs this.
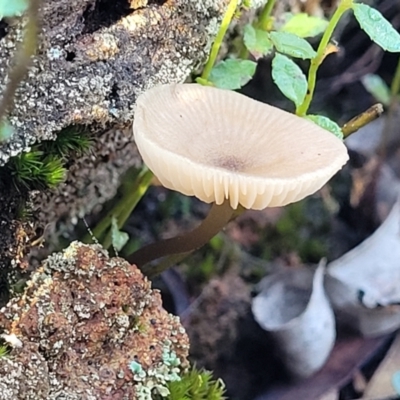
[257,0,276,30]
[296,0,354,116]
[85,167,153,249]
[198,0,240,82]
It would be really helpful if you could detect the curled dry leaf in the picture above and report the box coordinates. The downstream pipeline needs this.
[326,200,400,337]
[252,262,336,379]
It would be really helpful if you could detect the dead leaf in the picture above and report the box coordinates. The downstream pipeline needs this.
[252,262,336,379]
[326,200,400,336]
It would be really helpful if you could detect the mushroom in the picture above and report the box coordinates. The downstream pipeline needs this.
[129,83,348,272]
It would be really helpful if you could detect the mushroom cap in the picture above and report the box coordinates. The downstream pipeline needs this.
[133,84,348,210]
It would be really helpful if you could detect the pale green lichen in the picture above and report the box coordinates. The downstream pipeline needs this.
[130,340,182,399]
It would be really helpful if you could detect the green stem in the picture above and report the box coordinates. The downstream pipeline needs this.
[102,168,154,249]
[201,0,239,81]
[0,0,40,123]
[390,56,400,98]
[257,0,276,30]
[84,167,153,244]
[128,201,235,272]
[296,0,353,116]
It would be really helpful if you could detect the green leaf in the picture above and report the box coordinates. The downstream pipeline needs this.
[269,31,317,59]
[280,13,328,38]
[243,24,273,58]
[392,371,400,395]
[305,115,343,139]
[0,0,28,17]
[361,74,391,106]
[353,3,400,53]
[272,54,307,107]
[209,59,257,90]
[111,217,129,252]
[0,120,13,143]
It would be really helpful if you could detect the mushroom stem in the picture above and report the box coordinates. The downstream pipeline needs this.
[128,201,235,272]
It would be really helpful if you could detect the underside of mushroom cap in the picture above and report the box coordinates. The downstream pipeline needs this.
[133,84,349,210]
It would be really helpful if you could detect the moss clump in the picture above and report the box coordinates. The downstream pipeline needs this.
[40,126,92,159]
[0,126,92,191]
[8,150,66,189]
[165,367,226,400]
[0,345,9,359]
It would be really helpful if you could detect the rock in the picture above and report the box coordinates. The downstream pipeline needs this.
[0,242,189,399]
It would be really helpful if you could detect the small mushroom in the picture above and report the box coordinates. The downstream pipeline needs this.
[129,84,348,271]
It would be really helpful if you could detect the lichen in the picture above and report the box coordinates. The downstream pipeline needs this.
[129,340,183,399]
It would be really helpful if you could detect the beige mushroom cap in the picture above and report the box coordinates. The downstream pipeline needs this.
[133,84,348,210]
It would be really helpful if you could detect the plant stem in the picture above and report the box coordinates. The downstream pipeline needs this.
[0,0,40,123]
[390,56,400,97]
[239,0,276,59]
[128,201,235,272]
[341,103,383,137]
[102,168,154,250]
[296,0,353,116]
[257,0,276,30]
[85,167,153,244]
[201,0,239,81]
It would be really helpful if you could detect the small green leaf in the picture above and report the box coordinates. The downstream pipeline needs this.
[392,371,400,395]
[243,24,273,58]
[306,115,343,139]
[111,217,129,252]
[361,74,391,106]
[269,31,317,59]
[353,3,400,53]
[281,13,328,38]
[0,0,28,17]
[272,54,307,107]
[0,120,13,143]
[209,59,257,90]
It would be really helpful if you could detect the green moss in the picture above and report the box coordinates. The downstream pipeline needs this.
[9,151,66,190]
[0,344,9,359]
[165,367,226,400]
[40,126,92,159]
[0,125,92,191]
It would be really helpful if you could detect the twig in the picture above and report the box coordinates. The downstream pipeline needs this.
[341,103,384,137]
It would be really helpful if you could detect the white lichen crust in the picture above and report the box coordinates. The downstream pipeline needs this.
[0,242,189,399]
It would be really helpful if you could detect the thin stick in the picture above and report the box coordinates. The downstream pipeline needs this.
[341,103,384,137]
[296,0,353,116]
